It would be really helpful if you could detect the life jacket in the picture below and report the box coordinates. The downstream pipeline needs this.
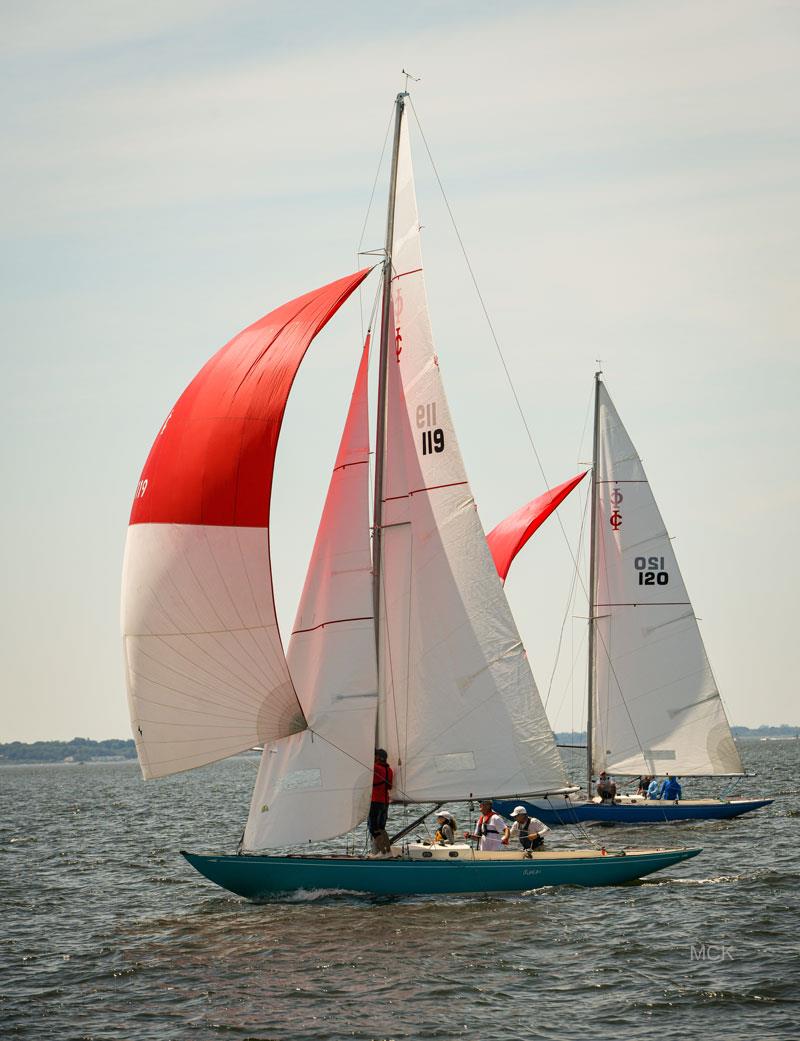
[435,817,455,844]
[371,760,393,803]
[516,817,543,849]
[477,814,501,838]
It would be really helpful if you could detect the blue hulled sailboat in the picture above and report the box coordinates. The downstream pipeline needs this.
[498,373,771,827]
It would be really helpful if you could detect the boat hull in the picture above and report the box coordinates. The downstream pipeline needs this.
[181,847,701,899]
[493,797,773,827]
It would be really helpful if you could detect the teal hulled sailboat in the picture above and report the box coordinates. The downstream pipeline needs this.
[121,94,700,898]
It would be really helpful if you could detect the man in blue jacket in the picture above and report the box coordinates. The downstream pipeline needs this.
[646,777,661,799]
[660,774,682,801]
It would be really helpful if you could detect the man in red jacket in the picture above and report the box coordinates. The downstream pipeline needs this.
[368,748,393,853]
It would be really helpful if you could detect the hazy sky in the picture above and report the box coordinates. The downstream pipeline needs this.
[2,0,798,743]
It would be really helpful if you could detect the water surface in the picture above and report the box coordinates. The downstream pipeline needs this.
[2,740,798,1040]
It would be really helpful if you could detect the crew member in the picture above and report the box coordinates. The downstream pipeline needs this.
[660,774,682,801]
[596,771,617,802]
[508,806,549,850]
[368,748,393,851]
[434,811,456,845]
[464,799,510,851]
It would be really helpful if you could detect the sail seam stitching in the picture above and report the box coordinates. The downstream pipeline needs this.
[382,480,468,504]
[292,616,373,635]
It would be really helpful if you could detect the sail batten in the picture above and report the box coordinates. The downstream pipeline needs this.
[591,381,743,778]
[122,269,371,780]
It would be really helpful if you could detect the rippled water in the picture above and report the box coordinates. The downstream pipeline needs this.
[2,740,799,1040]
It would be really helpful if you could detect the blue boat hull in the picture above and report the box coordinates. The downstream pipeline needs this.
[493,797,773,827]
[181,847,702,899]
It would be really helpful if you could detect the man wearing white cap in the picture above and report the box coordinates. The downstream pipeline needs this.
[508,806,549,851]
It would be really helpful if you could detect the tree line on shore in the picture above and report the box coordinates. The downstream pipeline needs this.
[0,738,137,763]
[1,725,796,764]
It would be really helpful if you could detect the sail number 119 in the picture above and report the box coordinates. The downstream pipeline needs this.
[417,401,445,456]
[634,555,669,586]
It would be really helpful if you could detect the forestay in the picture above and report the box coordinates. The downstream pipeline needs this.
[121,269,370,780]
[244,344,377,849]
[592,381,742,777]
[376,108,568,801]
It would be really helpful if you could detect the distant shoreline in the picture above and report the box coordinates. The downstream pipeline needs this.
[553,725,799,744]
[1,727,797,765]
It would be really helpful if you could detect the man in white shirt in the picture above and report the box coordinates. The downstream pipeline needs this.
[508,806,549,850]
[465,799,510,851]
[596,771,617,802]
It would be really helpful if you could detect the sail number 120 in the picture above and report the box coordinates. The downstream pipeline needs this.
[634,555,669,586]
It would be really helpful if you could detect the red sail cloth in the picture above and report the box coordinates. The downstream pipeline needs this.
[487,472,587,583]
[129,268,372,528]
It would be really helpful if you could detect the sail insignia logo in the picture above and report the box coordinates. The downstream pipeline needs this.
[609,486,623,531]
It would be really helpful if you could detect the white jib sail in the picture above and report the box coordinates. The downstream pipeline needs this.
[592,381,742,777]
[244,345,378,849]
[376,108,568,801]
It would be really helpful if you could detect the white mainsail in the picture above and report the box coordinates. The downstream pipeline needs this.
[244,345,377,849]
[376,107,568,801]
[592,380,742,777]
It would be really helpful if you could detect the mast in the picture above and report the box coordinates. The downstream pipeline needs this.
[586,370,602,797]
[372,92,407,717]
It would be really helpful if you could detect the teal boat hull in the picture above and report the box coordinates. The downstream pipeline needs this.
[181,847,702,899]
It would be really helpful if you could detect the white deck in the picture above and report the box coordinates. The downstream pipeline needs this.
[387,843,678,862]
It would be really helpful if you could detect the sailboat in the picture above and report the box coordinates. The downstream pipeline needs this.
[121,94,701,898]
[495,373,773,826]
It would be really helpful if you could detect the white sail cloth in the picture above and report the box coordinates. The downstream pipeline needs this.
[244,346,377,849]
[122,525,305,779]
[592,382,742,777]
[375,106,568,801]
